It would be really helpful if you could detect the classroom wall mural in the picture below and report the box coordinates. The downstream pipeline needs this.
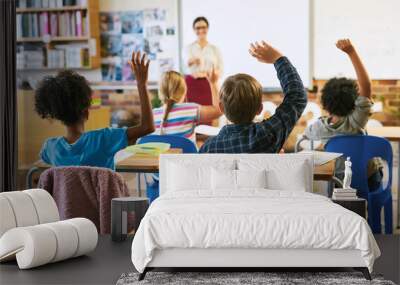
[100,8,176,82]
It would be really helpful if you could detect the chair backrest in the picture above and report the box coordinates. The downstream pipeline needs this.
[325,135,393,198]
[138,135,198,153]
[38,166,130,234]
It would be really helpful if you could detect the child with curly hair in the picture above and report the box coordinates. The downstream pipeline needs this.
[35,51,154,169]
[304,39,383,191]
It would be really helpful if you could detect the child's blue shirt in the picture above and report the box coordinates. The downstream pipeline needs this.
[40,128,128,170]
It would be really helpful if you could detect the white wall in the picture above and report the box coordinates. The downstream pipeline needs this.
[314,0,400,79]
[180,0,311,88]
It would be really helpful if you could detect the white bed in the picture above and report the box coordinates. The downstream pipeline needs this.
[131,154,380,280]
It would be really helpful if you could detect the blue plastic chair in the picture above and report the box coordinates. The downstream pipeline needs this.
[325,135,393,234]
[137,135,198,203]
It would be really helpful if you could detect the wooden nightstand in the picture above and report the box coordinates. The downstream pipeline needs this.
[332,198,367,218]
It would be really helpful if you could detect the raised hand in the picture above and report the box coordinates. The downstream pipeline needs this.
[129,51,150,86]
[249,41,283,64]
[206,68,219,84]
[336,39,355,54]
[336,38,371,98]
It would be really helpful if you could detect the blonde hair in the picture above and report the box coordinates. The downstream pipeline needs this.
[159,71,187,125]
[219,73,262,124]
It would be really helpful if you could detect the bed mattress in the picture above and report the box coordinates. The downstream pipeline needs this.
[131,190,380,273]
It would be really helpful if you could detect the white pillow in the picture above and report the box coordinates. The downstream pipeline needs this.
[167,160,235,192]
[237,169,267,189]
[265,167,307,192]
[211,169,267,191]
[237,156,312,192]
[211,168,236,190]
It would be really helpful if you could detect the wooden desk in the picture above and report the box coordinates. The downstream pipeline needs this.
[367,126,400,142]
[314,160,336,181]
[116,149,182,197]
[116,149,182,173]
[367,126,400,228]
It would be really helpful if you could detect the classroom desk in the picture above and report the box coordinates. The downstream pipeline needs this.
[367,126,400,229]
[116,149,182,173]
[314,160,336,181]
[116,149,182,196]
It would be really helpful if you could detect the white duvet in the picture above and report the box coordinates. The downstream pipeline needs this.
[131,190,380,273]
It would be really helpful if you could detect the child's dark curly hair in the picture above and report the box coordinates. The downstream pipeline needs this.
[321,77,359,117]
[35,70,92,126]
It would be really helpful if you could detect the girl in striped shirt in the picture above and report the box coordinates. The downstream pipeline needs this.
[153,70,221,143]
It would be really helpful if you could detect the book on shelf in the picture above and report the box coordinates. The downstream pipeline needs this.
[17,44,45,69]
[47,49,65,68]
[39,12,49,36]
[50,13,57,36]
[17,0,88,8]
[16,14,23,38]
[16,46,25,69]
[17,44,90,69]
[17,11,87,39]
[55,44,90,68]
[41,0,49,8]
[75,10,82,36]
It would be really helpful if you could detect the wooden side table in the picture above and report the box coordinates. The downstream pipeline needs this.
[332,198,367,218]
[111,197,149,242]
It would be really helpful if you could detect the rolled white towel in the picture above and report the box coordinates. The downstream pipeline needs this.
[0,226,57,268]
[23,189,59,224]
[0,196,17,237]
[0,191,39,228]
[0,218,98,269]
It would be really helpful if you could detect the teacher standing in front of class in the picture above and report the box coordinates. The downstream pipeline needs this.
[186,17,223,78]
[185,16,223,108]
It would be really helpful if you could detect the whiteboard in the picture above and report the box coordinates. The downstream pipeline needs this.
[180,0,311,88]
[314,0,400,79]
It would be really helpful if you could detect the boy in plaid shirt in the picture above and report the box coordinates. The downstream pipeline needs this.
[199,41,307,153]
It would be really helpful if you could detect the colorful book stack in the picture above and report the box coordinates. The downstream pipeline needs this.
[17,0,88,9]
[17,44,90,69]
[332,188,358,200]
[16,0,98,70]
[16,11,87,39]
[17,44,45,69]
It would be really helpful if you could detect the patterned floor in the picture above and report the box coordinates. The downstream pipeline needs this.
[117,271,396,285]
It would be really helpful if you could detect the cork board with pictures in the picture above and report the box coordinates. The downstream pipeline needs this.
[100,7,179,82]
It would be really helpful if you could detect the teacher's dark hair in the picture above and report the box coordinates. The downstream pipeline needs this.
[193,16,209,28]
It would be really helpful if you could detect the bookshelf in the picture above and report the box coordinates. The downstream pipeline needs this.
[16,6,87,13]
[16,0,100,71]
[17,36,90,42]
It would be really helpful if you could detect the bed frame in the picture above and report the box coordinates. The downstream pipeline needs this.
[138,248,371,281]
[137,154,372,281]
